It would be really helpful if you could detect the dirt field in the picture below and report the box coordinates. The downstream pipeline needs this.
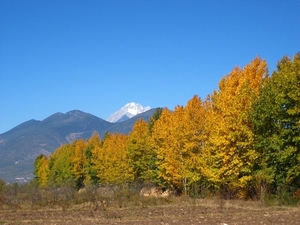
[1,199,300,225]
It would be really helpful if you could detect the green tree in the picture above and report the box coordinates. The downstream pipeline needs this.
[84,131,102,185]
[48,144,75,186]
[148,108,163,134]
[252,53,300,192]
[0,179,6,192]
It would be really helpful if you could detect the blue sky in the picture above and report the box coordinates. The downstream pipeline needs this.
[0,0,299,134]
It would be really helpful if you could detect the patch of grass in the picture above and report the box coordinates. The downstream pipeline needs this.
[104,211,122,219]
[262,193,298,207]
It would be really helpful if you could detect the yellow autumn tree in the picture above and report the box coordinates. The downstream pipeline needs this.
[72,139,86,188]
[96,133,133,185]
[206,57,267,198]
[181,95,209,189]
[127,119,156,182]
[152,97,208,193]
[72,132,103,188]
[151,108,178,189]
[34,154,49,187]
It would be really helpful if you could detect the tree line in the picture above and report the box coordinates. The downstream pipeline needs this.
[34,53,300,200]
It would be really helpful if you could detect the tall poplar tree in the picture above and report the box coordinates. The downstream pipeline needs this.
[72,139,86,188]
[152,97,208,193]
[34,154,49,187]
[84,131,102,185]
[48,144,75,186]
[206,57,267,198]
[96,133,133,185]
[127,119,156,183]
[252,53,300,192]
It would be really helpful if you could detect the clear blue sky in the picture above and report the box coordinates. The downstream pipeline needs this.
[1,0,299,134]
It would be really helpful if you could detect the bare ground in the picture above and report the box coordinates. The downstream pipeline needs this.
[0,199,300,225]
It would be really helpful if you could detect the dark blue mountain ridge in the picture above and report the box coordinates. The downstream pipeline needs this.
[0,108,158,183]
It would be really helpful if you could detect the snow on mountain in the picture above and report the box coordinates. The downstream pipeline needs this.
[106,102,151,123]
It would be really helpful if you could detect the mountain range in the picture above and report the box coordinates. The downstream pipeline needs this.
[0,103,156,183]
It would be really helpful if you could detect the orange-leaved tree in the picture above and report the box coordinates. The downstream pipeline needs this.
[206,57,267,198]
[152,96,208,194]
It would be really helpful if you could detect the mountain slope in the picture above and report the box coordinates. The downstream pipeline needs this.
[0,108,157,183]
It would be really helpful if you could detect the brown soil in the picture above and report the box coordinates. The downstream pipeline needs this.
[0,199,299,224]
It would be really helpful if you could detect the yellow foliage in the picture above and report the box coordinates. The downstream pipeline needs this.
[206,57,267,195]
[127,119,155,181]
[152,97,208,192]
[34,154,49,187]
[72,139,85,182]
[95,133,133,185]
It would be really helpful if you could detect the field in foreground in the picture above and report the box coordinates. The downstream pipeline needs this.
[1,199,300,225]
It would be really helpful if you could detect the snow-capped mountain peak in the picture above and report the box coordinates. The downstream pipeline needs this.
[107,102,151,123]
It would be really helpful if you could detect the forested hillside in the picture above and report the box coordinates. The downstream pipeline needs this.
[0,108,157,183]
[34,53,300,199]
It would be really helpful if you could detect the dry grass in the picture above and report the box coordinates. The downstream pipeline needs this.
[1,183,300,224]
[1,197,300,225]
